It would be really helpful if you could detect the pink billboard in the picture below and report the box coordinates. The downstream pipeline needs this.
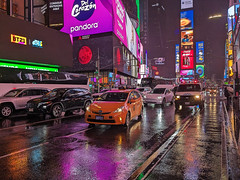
[61,0,113,37]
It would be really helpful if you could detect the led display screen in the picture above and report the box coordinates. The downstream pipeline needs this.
[181,50,194,69]
[61,0,113,37]
[180,70,194,76]
[196,41,204,63]
[181,0,193,9]
[180,10,194,30]
[181,30,193,50]
[196,65,204,78]
[175,44,180,73]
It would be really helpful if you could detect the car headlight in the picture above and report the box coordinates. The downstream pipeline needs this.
[175,96,180,100]
[113,106,124,113]
[86,106,91,112]
[195,95,200,99]
[143,95,146,98]
[38,101,51,108]
[158,96,162,99]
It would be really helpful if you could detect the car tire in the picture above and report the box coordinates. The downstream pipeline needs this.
[175,104,180,110]
[0,104,13,117]
[51,104,63,118]
[161,98,166,107]
[88,124,95,128]
[84,101,91,111]
[170,98,174,105]
[124,112,131,127]
[138,106,143,120]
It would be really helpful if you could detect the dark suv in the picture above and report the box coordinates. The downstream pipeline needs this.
[26,88,93,118]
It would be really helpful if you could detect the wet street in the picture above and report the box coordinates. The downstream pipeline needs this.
[0,94,230,179]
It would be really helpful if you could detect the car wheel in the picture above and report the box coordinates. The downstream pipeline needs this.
[138,106,143,120]
[84,101,91,111]
[0,105,13,117]
[170,98,174,105]
[88,124,95,128]
[124,112,131,127]
[161,98,166,107]
[175,104,180,110]
[51,104,63,118]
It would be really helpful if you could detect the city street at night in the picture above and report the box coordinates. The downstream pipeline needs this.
[0,93,238,179]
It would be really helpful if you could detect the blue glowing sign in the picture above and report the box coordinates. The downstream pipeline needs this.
[32,39,43,48]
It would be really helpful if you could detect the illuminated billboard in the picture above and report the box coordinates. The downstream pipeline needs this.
[181,30,193,50]
[181,50,194,69]
[180,10,194,30]
[181,0,193,9]
[175,44,180,73]
[196,65,204,78]
[180,70,194,76]
[196,41,204,63]
[61,0,113,37]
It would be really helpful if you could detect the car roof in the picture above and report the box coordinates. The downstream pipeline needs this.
[106,89,134,93]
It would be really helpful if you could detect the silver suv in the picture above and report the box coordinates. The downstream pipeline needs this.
[0,88,50,117]
[175,83,205,110]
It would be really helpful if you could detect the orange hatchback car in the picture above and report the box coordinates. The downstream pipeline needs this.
[85,89,143,127]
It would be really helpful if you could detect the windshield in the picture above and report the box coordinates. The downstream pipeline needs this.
[44,89,67,98]
[152,88,166,94]
[178,84,201,92]
[98,92,128,102]
[3,89,24,97]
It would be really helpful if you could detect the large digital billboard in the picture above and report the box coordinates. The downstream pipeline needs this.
[196,41,204,63]
[181,30,193,50]
[196,65,204,78]
[60,0,113,37]
[180,70,194,76]
[180,10,194,30]
[181,50,194,69]
[181,0,193,9]
[175,44,180,73]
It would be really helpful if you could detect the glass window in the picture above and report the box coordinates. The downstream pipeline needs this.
[178,84,201,92]
[98,92,128,102]
[152,88,166,94]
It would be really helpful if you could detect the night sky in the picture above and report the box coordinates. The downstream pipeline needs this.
[161,0,228,79]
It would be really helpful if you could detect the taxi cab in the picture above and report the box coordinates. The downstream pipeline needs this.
[85,89,143,127]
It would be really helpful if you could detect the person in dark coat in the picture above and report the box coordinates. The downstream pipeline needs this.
[224,87,230,105]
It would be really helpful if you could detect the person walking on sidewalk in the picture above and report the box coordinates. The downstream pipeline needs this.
[224,87,231,106]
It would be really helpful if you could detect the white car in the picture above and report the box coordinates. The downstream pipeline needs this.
[143,85,174,107]
[0,88,50,117]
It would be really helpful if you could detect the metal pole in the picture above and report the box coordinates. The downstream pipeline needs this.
[28,0,33,22]
[97,48,100,93]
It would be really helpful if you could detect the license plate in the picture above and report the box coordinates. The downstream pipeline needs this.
[29,108,34,112]
[185,102,190,105]
[96,116,104,120]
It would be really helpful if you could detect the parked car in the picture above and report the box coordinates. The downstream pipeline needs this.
[0,88,50,117]
[175,83,205,110]
[136,87,152,96]
[27,88,93,118]
[143,84,174,107]
[85,89,143,127]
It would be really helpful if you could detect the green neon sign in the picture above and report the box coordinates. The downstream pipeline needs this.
[0,62,58,72]
[136,0,140,37]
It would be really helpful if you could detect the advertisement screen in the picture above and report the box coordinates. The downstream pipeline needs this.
[175,44,180,73]
[113,0,140,60]
[181,50,194,69]
[181,0,193,9]
[61,0,113,37]
[180,70,194,76]
[180,10,193,30]
[181,30,193,50]
[196,41,204,63]
[196,65,204,78]
[154,57,165,65]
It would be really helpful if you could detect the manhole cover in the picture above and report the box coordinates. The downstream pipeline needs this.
[50,137,78,145]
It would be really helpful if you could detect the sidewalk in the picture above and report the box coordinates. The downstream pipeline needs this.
[147,96,240,179]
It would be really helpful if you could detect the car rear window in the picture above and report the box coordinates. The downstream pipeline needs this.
[178,84,201,92]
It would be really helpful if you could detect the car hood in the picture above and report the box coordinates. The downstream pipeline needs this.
[90,101,125,112]
[145,94,164,98]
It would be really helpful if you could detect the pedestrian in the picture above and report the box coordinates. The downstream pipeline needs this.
[224,87,230,106]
